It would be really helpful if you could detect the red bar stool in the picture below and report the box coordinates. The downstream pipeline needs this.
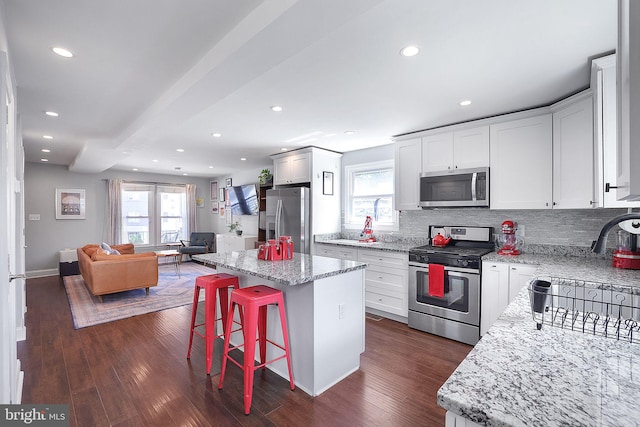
[187,273,241,375]
[218,285,294,414]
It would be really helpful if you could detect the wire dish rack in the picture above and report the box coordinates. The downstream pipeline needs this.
[528,277,640,344]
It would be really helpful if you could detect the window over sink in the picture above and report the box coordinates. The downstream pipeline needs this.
[344,160,398,231]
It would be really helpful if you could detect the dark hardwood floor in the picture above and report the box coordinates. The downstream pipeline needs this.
[18,271,472,427]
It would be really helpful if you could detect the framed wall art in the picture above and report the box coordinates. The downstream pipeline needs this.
[323,171,334,195]
[55,188,86,220]
[210,180,219,202]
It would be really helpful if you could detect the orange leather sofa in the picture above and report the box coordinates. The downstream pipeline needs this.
[77,243,158,302]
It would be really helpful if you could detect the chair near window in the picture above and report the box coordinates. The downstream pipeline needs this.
[179,232,215,263]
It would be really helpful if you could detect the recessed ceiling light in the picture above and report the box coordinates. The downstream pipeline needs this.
[41,149,50,153]
[240,158,246,161]
[40,158,48,162]
[45,111,59,117]
[271,105,283,112]
[176,148,184,152]
[183,173,188,176]
[43,135,53,139]
[281,148,288,151]
[460,100,472,106]
[132,168,139,171]
[51,46,73,58]
[208,165,214,169]
[152,159,158,162]
[400,45,420,57]
[344,130,356,135]
[211,133,221,138]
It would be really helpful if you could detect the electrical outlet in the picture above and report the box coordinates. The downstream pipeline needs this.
[338,303,345,319]
[28,214,40,221]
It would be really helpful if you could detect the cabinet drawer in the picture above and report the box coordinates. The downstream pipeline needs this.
[315,245,358,260]
[365,288,407,317]
[365,265,407,294]
[357,249,407,268]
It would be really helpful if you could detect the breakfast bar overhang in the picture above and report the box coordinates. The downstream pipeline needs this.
[194,249,367,397]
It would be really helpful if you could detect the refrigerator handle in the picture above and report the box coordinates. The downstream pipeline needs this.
[275,199,282,239]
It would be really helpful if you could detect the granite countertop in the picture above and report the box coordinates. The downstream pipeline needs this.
[193,249,367,286]
[483,252,640,289]
[315,238,419,253]
[438,260,640,427]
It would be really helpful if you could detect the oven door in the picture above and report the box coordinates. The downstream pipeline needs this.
[408,263,480,325]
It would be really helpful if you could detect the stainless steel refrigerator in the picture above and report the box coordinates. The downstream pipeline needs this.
[266,187,310,254]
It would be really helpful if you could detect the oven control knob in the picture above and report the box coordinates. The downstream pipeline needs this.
[458,259,468,267]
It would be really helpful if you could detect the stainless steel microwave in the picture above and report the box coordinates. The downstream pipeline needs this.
[419,167,489,208]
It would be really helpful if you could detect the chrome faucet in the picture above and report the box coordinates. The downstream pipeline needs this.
[591,213,640,254]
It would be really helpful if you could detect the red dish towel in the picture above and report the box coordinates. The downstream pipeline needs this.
[428,264,445,298]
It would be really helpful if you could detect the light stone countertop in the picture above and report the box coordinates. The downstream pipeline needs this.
[314,238,419,253]
[438,257,640,427]
[193,249,367,286]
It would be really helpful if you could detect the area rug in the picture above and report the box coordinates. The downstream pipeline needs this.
[64,262,214,329]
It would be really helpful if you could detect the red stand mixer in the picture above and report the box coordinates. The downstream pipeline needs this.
[612,220,640,269]
[497,220,520,256]
[359,215,376,243]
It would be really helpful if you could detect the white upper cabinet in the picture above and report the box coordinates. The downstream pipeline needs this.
[421,126,489,173]
[591,54,640,208]
[422,133,453,172]
[394,137,422,210]
[273,151,311,185]
[490,114,553,209]
[616,0,640,201]
[452,126,490,170]
[551,92,595,209]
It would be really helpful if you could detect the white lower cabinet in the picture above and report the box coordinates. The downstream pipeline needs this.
[359,249,408,318]
[480,261,537,335]
[314,244,409,319]
[216,234,258,253]
[314,244,358,260]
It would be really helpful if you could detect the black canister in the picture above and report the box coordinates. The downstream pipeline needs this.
[532,279,551,313]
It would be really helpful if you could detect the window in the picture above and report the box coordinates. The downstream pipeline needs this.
[121,183,188,246]
[344,160,398,231]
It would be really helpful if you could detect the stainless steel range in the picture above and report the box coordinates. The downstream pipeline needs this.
[408,225,494,345]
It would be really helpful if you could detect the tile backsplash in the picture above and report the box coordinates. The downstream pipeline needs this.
[345,208,630,249]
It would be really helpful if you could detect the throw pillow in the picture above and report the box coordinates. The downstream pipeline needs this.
[100,242,113,253]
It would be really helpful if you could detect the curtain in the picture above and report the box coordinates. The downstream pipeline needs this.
[106,179,122,244]
[186,183,196,234]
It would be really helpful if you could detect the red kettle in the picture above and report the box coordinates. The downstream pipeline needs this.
[433,233,451,247]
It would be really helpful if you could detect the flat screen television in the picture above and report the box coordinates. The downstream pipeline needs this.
[228,184,259,216]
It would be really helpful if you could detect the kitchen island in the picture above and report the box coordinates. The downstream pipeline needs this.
[438,257,640,427]
[193,249,367,397]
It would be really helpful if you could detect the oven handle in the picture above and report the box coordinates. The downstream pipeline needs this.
[408,262,479,275]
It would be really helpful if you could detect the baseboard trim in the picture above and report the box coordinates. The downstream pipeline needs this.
[365,307,408,324]
[26,269,58,278]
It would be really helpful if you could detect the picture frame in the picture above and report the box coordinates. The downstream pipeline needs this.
[55,188,86,220]
[219,187,226,202]
[196,197,205,208]
[211,202,218,214]
[323,171,334,195]
[210,181,219,202]
[225,178,232,187]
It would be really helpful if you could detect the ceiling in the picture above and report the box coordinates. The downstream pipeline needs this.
[3,0,616,177]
